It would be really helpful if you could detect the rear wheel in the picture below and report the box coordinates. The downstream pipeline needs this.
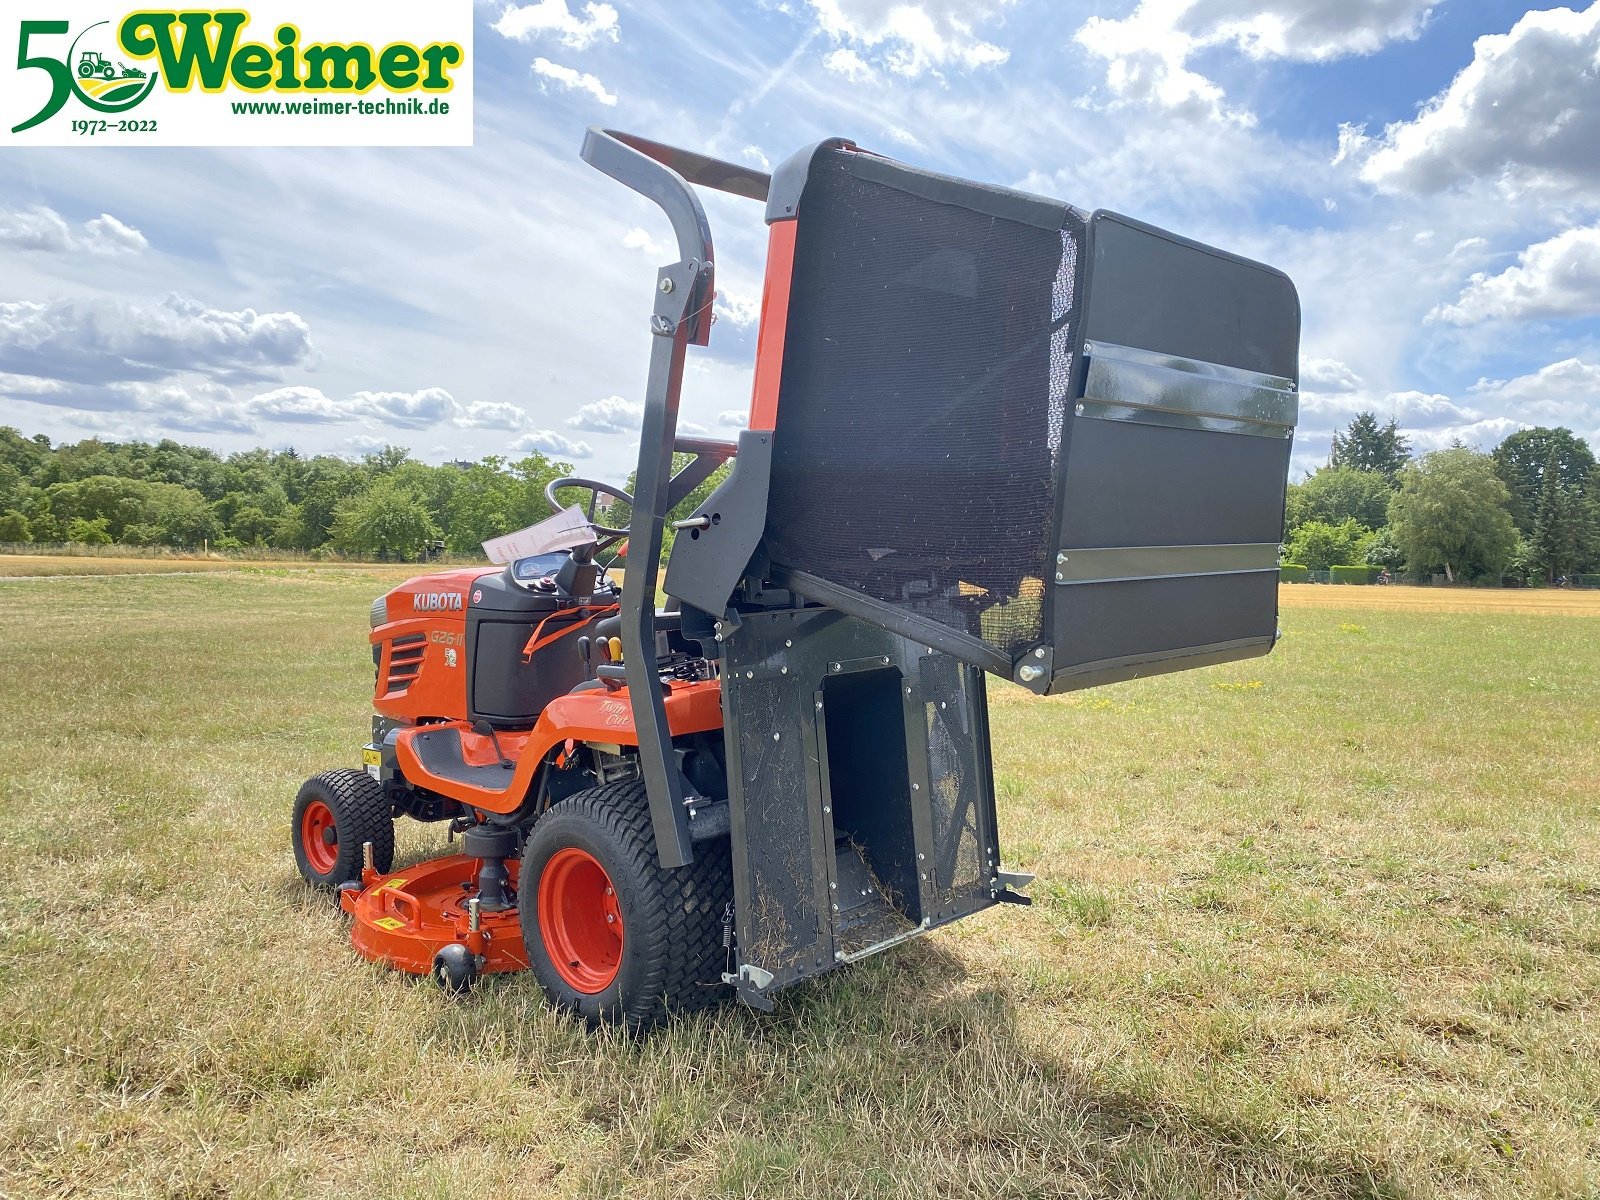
[520,781,733,1028]
[292,769,394,889]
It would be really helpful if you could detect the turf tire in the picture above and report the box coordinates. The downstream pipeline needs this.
[292,769,394,889]
[520,781,733,1029]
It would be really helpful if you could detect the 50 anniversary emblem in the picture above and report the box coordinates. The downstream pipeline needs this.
[2,2,473,147]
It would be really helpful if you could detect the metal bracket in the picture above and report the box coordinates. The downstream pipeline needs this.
[991,869,1035,906]
[1014,644,1053,693]
[722,962,775,990]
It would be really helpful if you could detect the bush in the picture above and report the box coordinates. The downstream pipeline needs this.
[1330,564,1379,585]
[1279,564,1309,583]
[0,510,32,542]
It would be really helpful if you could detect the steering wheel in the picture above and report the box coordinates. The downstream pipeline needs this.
[545,476,633,541]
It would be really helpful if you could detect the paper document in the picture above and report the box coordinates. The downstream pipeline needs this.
[481,505,595,564]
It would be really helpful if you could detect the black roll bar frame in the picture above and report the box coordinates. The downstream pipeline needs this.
[578,128,766,868]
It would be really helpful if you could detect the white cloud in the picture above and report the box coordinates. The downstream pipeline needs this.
[1470,358,1600,431]
[82,214,149,256]
[0,295,313,386]
[245,385,524,433]
[248,385,343,423]
[806,0,1013,77]
[1429,225,1600,325]
[351,387,458,429]
[1359,4,1600,194]
[1302,357,1362,393]
[714,290,760,330]
[453,400,531,430]
[716,409,748,429]
[531,57,617,106]
[740,145,771,171]
[0,206,148,255]
[823,47,873,81]
[1077,0,1440,121]
[567,394,642,433]
[678,420,710,437]
[621,227,666,256]
[512,430,594,460]
[494,0,620,50]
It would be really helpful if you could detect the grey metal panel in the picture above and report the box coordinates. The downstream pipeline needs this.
[722,607,1002,1000]
[1054,542,1281,585]
[1080,211,1301,381]
[1082,340,1297,438]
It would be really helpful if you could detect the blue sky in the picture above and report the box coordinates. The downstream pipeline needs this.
[3,0,1598,482]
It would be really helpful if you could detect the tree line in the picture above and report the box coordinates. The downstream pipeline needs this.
[0,426,577,561]
[3,417,1596,581]
[1284,414,1600,584]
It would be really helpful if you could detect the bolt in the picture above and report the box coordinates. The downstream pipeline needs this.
[940,701,947,710]
[911,783,920,791]
[822,805,831,814]
[830,882,837,890]
[1019,664,1045,682]
[659,277,675,294]
[714,632,724,642]
[780,666,789,675]
[605,886,613,895]
[1034,648,1046,659]
[918,852,925,860]
[746,670,754,679]
[829,662,841,672]
[1075,403,1085,416]
[1055,573,1066,584]
[606,913,615,923]
[880,656,890,665]
[785,639,792,648]
[832,904,839,912]
[772,732,781,741]
[1056,551,1067,565]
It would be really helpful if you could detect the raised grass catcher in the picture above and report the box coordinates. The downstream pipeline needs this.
[292,129,1302,1028]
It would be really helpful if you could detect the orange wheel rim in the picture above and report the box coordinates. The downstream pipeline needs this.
[538,847,623,993]
[300,799,339,875]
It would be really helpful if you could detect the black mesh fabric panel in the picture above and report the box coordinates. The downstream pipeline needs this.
[766,151,1085,661]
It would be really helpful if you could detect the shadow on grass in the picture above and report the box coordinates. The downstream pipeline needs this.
[413,937,1409,1199]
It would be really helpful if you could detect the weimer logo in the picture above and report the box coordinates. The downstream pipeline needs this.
[2,2,473,147]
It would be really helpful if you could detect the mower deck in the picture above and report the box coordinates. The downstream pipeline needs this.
[341,853,529,976]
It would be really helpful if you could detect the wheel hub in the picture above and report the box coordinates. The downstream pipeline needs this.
[538,847,623,993]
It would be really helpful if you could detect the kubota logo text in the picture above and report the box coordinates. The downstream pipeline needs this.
[2,2,473,147]
[412,592,464,613]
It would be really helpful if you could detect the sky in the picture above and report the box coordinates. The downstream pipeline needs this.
[2,0,1598,483]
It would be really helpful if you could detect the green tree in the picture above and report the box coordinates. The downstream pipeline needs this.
[1529,450,1583,582]
[1492,427,1597,533]
[1285,466,1391,535]
[330,478,440,561]
[0,510,32,542]
[1387,448,1517,582]
[1283,518,1372,572]
[1330,412,1411,482]
[66,516,113,545]
[1363,525,1405,573]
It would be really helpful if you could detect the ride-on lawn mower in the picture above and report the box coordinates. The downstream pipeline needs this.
[293,128,1301,1028]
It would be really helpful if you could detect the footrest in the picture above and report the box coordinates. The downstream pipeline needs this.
[400,726,520,795]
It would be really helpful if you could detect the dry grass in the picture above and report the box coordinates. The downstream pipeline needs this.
[0,554,407,579]
[1,571,1596,1199]
[1280,583,1600,618]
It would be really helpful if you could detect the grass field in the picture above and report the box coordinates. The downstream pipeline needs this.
[1,571,1596,1199]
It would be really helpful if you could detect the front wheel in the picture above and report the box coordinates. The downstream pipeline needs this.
[520,781,732,1028]
[292,769,394,889]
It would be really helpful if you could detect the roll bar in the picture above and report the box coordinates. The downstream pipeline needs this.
[579,129,763,869]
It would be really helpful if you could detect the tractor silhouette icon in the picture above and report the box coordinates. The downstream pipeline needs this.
[78,51,146,81]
